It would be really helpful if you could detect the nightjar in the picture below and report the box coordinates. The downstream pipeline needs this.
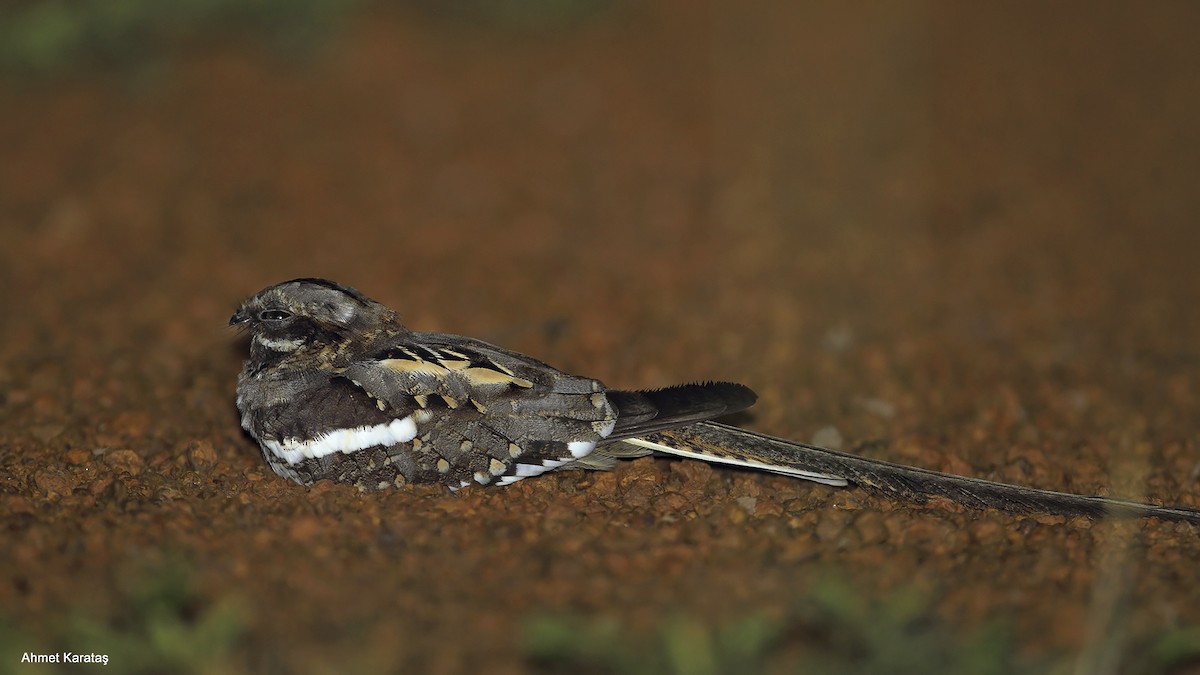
[231,278,1200,524]
[231,278,846,491]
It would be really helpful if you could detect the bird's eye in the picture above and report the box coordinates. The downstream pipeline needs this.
[259,310,291,321]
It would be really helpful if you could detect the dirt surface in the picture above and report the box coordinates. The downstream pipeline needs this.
[3,2,1200,672]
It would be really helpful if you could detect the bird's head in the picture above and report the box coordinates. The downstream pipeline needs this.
[230,278,396,355]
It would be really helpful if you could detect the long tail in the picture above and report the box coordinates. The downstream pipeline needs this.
[604,383,853,486]
[626,421,1200,525]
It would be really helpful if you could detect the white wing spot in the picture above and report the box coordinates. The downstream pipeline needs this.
[263,416,419,465]
[515,463,547,477]
[512,456,573,477]
[567,440,596,458]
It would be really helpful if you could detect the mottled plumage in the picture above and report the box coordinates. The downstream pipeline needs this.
[231,278,1200,524]
[231,278,844,491]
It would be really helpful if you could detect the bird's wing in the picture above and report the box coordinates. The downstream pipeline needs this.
[340,332,618,489]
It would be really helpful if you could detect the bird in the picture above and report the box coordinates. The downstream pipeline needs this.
[232,278,1200,524]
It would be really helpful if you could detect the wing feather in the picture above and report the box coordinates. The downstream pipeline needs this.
[339,333,618,488]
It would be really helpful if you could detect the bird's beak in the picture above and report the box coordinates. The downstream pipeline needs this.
[229,310,250,326]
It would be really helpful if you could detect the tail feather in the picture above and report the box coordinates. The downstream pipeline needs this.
[606,382,757,439]
[620,435,849,486]
[639,422,1200,525]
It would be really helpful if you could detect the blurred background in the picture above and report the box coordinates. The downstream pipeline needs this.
[3,1,1200,673]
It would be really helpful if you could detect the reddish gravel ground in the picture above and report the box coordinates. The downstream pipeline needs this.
[3,3,1199,673]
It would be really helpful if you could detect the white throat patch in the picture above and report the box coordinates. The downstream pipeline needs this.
[254,334,306,352]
